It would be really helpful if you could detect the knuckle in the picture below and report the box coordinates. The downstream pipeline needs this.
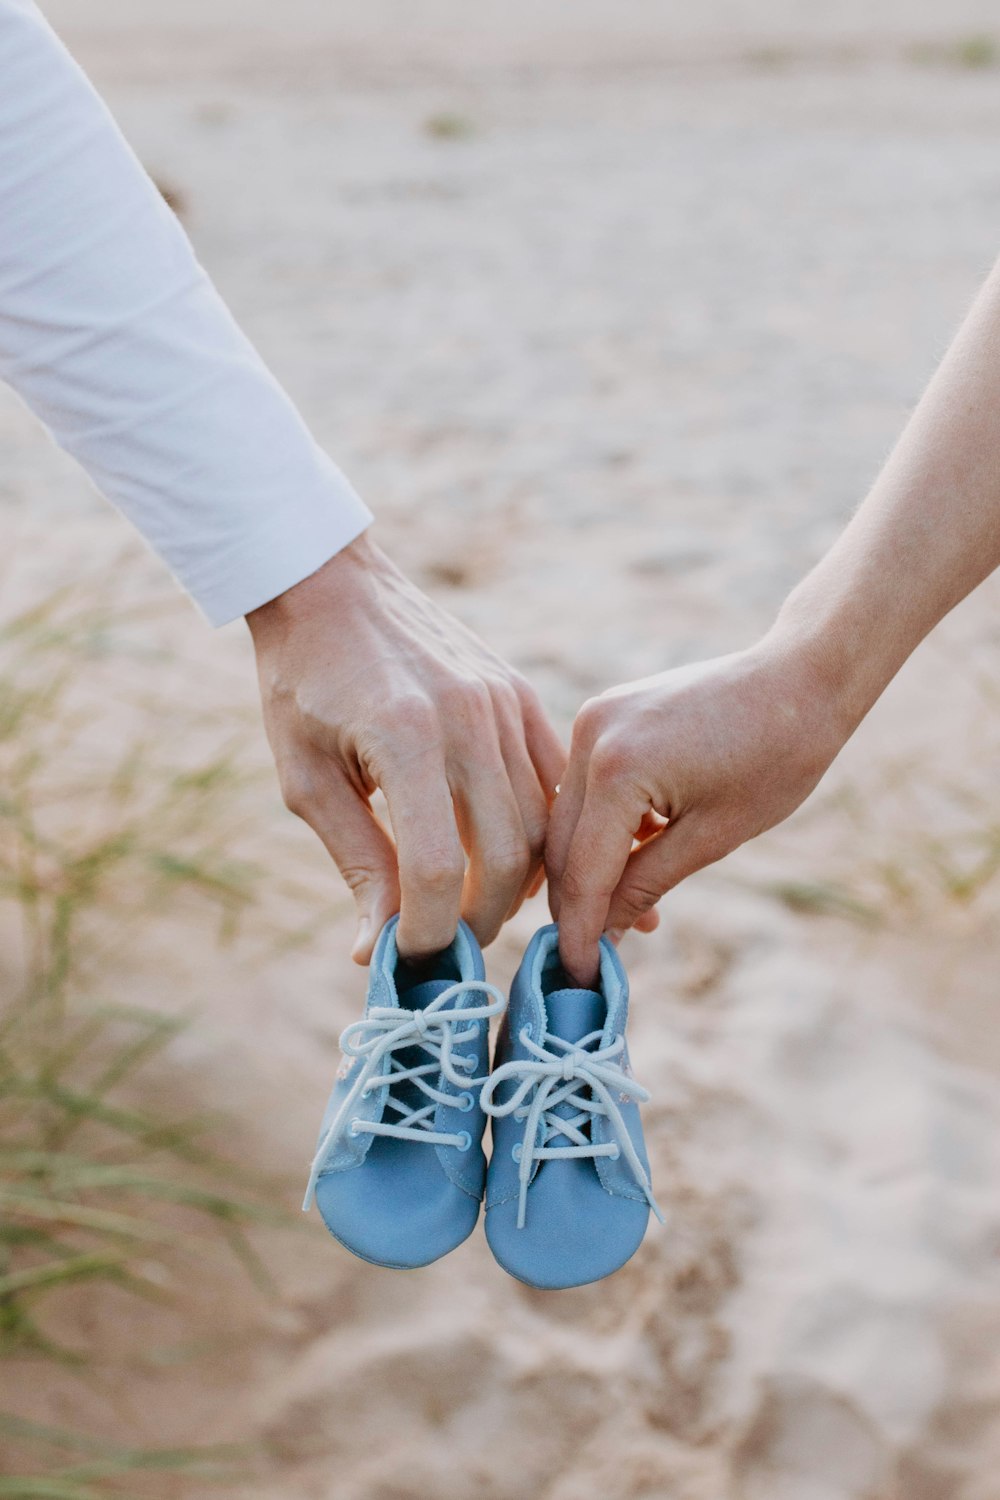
[589,732,633,785]
[443,676,493,726]
[391,693,438,741]
[559,864,608,906]
[492,841,531,884]
[488,676,522,721]
[505,670,538,714]
[406,848,465,895]
[375,701,441,773]
[617,879,662,919]
[335,863,376,897]
[573,696,608,746]
[279,769,313,820]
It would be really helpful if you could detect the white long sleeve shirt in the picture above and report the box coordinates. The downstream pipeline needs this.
[0,0,372,625]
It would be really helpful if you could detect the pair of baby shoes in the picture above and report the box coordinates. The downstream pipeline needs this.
[302,917,662,1290]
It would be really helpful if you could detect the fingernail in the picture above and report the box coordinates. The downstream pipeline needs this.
[607,928,624,946]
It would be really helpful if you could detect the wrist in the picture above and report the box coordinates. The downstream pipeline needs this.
[245,531,381,640]
[762,579,902,746]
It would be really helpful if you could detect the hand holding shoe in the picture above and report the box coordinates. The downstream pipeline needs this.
[546,641,853,987]
[247,534,566,964]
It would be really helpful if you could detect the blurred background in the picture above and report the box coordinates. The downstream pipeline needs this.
[4,2,1000,1496]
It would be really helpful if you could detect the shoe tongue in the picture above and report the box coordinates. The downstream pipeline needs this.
[388,979,461,1115]
[544,987,605,1047]
[541,989,606,1144]
[399,979,455,1013]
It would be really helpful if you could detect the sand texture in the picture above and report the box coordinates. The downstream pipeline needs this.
[6,2,1000,1496]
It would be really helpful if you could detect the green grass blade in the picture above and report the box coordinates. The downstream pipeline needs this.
[0,1481,100,1500]
[0,1190,179,1244]
[0,1251,127,1297]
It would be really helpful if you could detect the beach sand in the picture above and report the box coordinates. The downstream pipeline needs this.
[6,2,1000,1494]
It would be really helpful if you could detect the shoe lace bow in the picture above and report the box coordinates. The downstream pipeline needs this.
[303,978,506,1211]
[480,1025,665,1229]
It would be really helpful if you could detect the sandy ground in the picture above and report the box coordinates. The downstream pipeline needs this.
[7,2,1000,1496]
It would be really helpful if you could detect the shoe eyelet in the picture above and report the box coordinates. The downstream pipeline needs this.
[457,1091,474,1113]
[519,1026,533,1046]
[455,1130,472,1153]
[459,1053,477,1072]
[511,1143,523,1163]
[348,1118,362,1137]
[609,1145,621,1160]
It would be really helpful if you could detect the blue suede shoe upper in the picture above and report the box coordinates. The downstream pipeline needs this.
[482,924,662,1289]
[303,916,505,1270]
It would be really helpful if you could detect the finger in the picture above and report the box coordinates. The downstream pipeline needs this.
[623,822,664,934]
[604,811,664,935]
[549,779,666,922]
[543,749,589,923]
[450,725,531,950]
[493,696,552,921]
[636,809,668,842]
[544,693,611,919]
[605,816,712,933]
[280,755,399,965]
[556,768,649,987]
[378,745,466,961]
[607,907,661,946]
[517,681,568,799]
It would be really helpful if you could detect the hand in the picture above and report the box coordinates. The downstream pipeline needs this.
[246,533,566,964]
[545,639,855,985]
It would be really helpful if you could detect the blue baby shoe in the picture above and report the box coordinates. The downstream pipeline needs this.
[480,924,662,1289]
[302,916,505,1269]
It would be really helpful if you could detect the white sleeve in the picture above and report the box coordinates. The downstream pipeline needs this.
[0,0,373,626]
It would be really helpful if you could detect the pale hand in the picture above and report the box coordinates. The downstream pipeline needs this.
[247,534,566,963]
[546,640,853,985]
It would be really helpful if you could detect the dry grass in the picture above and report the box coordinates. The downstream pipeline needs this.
[0,584,294,1497]
[752,667,1000,930]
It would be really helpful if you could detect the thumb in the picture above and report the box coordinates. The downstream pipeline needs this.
[292,764,401,964]
[347,859,399,965]
[605,815,713,932]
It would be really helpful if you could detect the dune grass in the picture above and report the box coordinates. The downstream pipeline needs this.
[0,584,293,1496]
[753,672,1000,930]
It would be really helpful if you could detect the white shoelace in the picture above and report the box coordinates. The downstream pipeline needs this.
[302,978,506,1211]
[480,1025,665,1229]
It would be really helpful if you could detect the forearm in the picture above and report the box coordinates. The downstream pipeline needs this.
[0,0,371,623]
[769,256,1000,729]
